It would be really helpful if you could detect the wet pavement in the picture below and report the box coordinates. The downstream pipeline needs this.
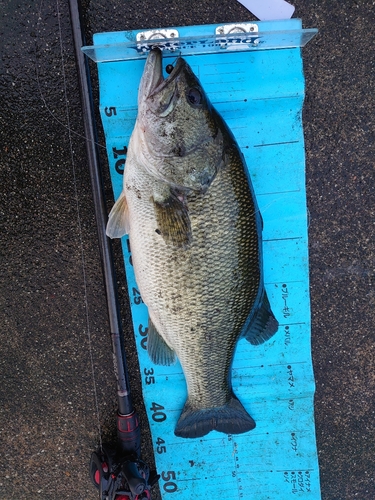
[1,0,374,499]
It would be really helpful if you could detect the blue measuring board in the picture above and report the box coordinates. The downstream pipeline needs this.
[93,18,321,500]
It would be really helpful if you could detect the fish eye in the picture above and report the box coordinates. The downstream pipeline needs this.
[187,88,202,106]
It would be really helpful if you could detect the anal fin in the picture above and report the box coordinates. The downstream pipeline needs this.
[147,317,176,366]
[243,291,279,345]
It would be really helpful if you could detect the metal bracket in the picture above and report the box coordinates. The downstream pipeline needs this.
[215,23,259,35]
[135,25,260,53]
[136,29,179,52]
[215,23,260,48]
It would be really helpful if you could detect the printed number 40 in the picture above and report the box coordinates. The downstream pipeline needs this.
[150,402,167,422]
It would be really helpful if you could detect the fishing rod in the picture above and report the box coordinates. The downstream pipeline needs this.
[68,0,159,498]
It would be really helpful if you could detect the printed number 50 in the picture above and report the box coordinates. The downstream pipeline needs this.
[161,471,178,493]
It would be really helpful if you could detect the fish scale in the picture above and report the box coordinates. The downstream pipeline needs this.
[128,152,256,408]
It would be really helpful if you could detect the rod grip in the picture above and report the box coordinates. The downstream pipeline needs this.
[117,411,141,458]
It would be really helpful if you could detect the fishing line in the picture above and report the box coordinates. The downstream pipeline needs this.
[54,0,103,451]
[35,0,106,150]
[250,193,288,219]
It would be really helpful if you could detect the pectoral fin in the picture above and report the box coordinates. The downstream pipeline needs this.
[147,317,176,366]
[242,291,279,345]
[106,192,130,239]
[153,190,191,247]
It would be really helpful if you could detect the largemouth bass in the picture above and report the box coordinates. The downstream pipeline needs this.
[106,48,278,438]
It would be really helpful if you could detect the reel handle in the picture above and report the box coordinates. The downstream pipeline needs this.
[122,460,147,496]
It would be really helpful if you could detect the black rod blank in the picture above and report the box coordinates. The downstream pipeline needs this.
[68,0,133,416]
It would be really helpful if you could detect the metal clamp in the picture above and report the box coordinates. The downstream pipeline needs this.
[215,23,259,35]
[136,29,179,52]
[215,23,260,48]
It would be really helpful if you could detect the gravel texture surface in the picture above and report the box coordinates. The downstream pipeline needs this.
[1,1,374,498]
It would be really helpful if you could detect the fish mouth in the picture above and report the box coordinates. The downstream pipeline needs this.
[145,47,185,98]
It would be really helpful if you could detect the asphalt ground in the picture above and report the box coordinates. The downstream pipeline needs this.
[0,0,374,499]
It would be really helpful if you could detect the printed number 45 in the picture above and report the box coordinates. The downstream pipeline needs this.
[156,437,166,454]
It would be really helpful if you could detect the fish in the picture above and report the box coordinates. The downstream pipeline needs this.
[106,47,279,439]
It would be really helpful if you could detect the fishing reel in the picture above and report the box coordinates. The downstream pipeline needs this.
[90,444,159,500]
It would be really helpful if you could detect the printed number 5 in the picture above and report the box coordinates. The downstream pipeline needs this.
[132,287,143,305]
[104,106,117,117]
[162,471,176,481]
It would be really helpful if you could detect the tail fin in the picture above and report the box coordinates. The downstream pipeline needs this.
[174,395,256,439]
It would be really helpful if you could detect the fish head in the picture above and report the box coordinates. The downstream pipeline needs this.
[137,47,224,193]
